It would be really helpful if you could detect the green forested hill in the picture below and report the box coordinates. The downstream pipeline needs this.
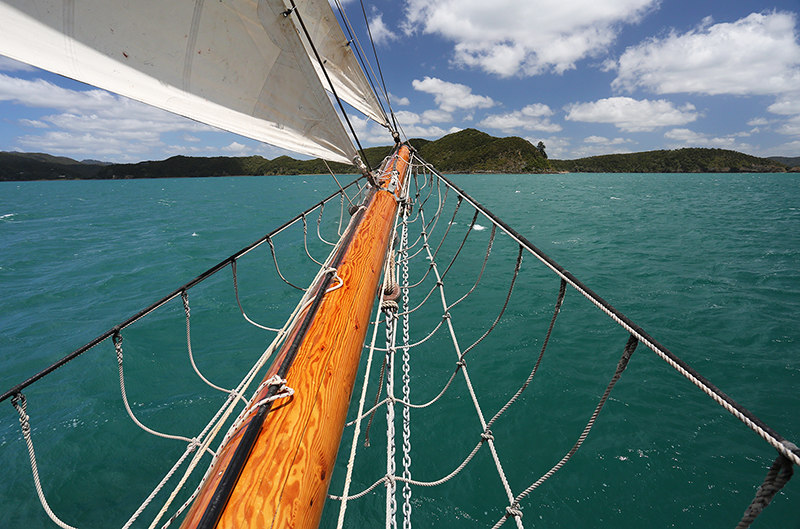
[551,148,788,173]
[409,129,550,173]
[1,133,793,181]
[0,151,106,180]
[84,129,548,178]
[768,156,800,168]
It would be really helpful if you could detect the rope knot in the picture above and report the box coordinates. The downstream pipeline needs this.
[381,299,399,312]
[251,375,295,410]
[481,429,494,442]
[181,290,190,314]
[11,393,30,434]
[113,331,124,365]
[456,358,467,369]
[506,505,523,519]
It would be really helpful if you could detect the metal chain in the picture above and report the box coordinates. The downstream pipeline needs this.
[400,207,413,529]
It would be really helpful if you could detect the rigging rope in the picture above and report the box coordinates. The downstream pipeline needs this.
[736,447,796,529]
[11,394,78,529]
[4,178,363,529]
[329,153,798,529]
[5,154,798,528]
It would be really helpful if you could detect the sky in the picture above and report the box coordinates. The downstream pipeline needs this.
[0,0,799,162]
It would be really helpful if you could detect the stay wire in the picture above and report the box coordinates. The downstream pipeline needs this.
[286,1,373,173]
[331,0,392,129]
[356,0,398,135]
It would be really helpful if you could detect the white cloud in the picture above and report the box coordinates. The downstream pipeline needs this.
[767,94,800,116]
[403,124,455,139]
[663,128,754,151]
[776,115,800,136]
[479,104,562,133]
[612,12,800,96]
[369,12,399,45]
[16,131,158,159]
[394,110,422,126]
[403,0,658,77]
[583,135,634,145]
[412,77,494,112]
[221,141,249,153]
[766,139,800,156]
[386,109,460,139]
[421,109,452,124]
[747,117,771,127]
[524,135,578,159]
[388,92,410,106]
[0,74,213,160]
[564,96,698,132]
[19,118,49,129]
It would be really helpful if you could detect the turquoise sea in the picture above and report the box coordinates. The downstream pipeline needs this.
[1,173,798,528]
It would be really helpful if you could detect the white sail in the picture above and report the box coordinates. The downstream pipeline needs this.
[294,0,389,127]
[0,0,359,164]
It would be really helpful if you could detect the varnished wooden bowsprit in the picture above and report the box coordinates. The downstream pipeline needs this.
[180,145,411,529]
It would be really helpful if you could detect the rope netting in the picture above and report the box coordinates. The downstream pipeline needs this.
[2,175,371,529]
[3,154,797,529]
[326,153,799,529]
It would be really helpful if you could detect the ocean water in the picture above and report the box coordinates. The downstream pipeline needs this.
[1,173,798,528]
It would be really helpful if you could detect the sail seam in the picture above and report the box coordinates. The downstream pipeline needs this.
[183,0,205,93]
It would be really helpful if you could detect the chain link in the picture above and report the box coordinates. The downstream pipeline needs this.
[400,207,413,529]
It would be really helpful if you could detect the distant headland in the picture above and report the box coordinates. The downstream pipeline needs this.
[1,129,795,181]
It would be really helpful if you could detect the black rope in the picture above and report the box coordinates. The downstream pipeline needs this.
[458,245,523,359]
[195,185,377,529]
[485,279,567,432]
[356,0,397,134]
[421,157,799,461]
[364,347,389,447]
[331,0,392,130]
[287,0,373,173]
[735,451,795,529]
[441,209,479,279]
[0,178,364,404]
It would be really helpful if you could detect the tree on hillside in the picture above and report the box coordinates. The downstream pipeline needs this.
[536,141,547,159]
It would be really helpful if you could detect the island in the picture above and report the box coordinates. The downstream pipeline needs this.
[1,129,794,181]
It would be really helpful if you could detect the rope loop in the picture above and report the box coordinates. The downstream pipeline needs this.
[12,393,29,435]
[381,300,399,312]
[481,429,494,443]
[181,290,190,316]
[251,375,295,409]
[505,505,523,519]
[736,448,795,529]
[113,330,123,365]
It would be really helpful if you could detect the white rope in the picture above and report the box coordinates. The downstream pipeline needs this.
[415,154,800,468]
[148,232,349,528]
[181,292,238,396]
[114,333,200,446]
[302,215,325,266]
[149,254,340,529]
[418,214,524,529]
[11,394,79,529]
[334,158,411,529]
[231,259,281,332]
[334,287,384,528]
